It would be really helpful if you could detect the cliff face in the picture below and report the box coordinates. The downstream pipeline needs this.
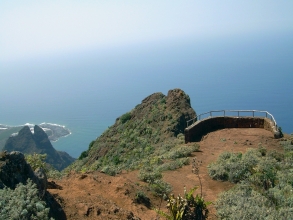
[4,125,75,171]
[69,88,196,173]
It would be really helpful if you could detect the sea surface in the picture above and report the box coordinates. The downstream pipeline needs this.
[1,31,292,158]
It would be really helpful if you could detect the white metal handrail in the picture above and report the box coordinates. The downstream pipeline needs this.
[187,110,277,129]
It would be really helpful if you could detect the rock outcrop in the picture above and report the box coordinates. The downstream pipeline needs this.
[0,150,67,219]
[166,88,196,135]
[130,89,196,136]
[0,151,47,196]
[4,125,75,170]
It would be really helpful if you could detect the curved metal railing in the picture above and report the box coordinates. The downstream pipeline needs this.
[187,110,277,129]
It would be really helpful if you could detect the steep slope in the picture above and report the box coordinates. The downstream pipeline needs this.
[69,88,197,174]
[4,125,75,170]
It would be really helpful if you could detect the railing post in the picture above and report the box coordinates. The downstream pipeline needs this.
[238,111,239,117]
[253,111,254,117]
[210,112,212,117]
[224,110,225,117]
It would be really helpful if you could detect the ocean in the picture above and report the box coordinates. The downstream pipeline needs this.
[1,31,292,158]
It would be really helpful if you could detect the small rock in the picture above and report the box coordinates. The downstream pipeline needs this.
[33,168,47,198]
[79,174,87,179]
[96,208,102,216]
[76,203,92,216]
[124,189,130,195]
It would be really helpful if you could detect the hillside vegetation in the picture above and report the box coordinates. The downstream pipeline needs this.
[66,89,197,176]
[208,135,293,219]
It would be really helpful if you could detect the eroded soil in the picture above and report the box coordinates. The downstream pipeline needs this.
[48,128,281,220]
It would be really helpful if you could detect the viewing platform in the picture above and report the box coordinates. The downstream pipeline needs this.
[185,110,280,143]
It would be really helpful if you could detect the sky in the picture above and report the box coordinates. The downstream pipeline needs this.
[1,1,293,155]
[1,1,293,63]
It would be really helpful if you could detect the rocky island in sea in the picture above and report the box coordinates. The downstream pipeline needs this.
[0,123,71,151]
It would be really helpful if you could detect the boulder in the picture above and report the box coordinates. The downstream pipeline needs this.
[0,151,47,197]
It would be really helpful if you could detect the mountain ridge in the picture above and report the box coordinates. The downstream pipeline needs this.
[3,125,75,171]
[67,88,197,174]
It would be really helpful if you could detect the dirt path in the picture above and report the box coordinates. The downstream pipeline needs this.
[163,128,280,219]
[48,128,281,220]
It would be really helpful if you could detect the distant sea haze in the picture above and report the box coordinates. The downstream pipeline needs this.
[1,32,292,158]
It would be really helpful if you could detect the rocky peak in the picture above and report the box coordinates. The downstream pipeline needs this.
[166,88,196,135]
[34,125,49,141]
[130,89,196,136]
[4,125,75,171]
[75,88,196,172]
[166,88,191,109]
[18,125,33,137]
[141,92,165,105]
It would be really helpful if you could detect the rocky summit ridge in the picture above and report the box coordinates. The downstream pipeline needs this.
[68,88,197,174]
[4,125,75,171]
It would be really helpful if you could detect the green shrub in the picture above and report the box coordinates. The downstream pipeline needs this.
[213,141,293,219]
[149,179,172,198]
[184,187,211,220]
[157,158,190,172]
[120,112,132,124]
[101,165,121,176]
[134,191,151,207]
[46,167,63,179]
[157,193,187,220]
[282,139,293,152]
[160,97,166,104]
[25,153,48,173]
[208,149,261,183]
[78,150,88,160]
[156,186,211,220]
[249,158,279,190]
[0,179,52,220]
[164,144,199,160]
[258,145,267,156]
[267,150,284,162]
[138,167,162,183]
[216,182,293,219]
[216,183,276,219]
[25,153,63,179]
[79,140,96,160]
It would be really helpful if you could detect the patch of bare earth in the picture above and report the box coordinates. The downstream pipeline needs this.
[48,128,281,220]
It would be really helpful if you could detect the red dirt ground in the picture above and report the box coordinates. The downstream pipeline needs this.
[48,128,282,220]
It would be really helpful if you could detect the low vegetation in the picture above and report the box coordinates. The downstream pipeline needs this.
[134,191,151,207]
[160,187,210,220]
[156,156,211,220]
[66,91,197,177]
[208,135,293,219]
[0,179,52,220]
[25,153,63,179]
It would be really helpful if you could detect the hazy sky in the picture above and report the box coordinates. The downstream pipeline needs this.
[1,1,293,63]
